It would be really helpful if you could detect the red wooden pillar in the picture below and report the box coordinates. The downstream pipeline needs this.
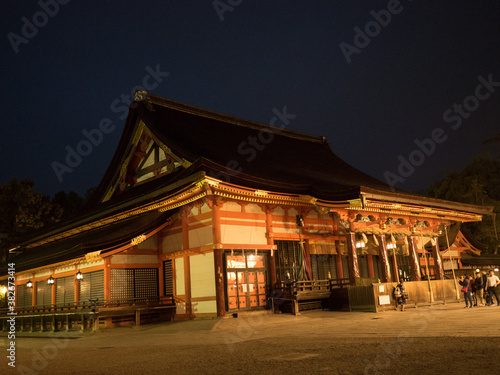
[346,232,360,285]
[432,237,445,280]
[74,266,80,305]
[334,240,344,281]
[408,236,421,281]
[157,230,165,297]
[182,206,190,251]
[184,255,192,317]
[265,206,277,288]
[32,279,36,307]
[367,254,375,279]
[104,258,111,301]
[377,235,391,283]
[51,273,56,307]
[181,207,192,317]
[303,239,312,280]
[211,197,226,317]
[392,253,399,283]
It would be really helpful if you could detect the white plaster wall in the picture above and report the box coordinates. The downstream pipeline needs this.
[193,300,217,314]
[245,203,264,214]
[200,203,212,214]
[137,234,157,249]
[273,226,300,235]
[222,201,241,212]
[319,212,331,221]
[34,270,52,278]
[307,210,319,219]
[175,257,185,296]
[273,206,285,215]
[55,265,75,275]
[190,253,215,298]
[162,232,183,253]
[79,259,104,269]
[221,224,267,245]
[189,225,213,248]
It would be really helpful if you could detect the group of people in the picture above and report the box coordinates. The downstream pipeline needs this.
[458,270,500,308]
[393,270,500,311]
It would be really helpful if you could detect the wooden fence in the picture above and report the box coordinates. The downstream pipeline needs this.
[371,279,461,312]
[0,296,176,333]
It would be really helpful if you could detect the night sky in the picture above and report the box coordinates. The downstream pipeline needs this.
[2,1,499,198]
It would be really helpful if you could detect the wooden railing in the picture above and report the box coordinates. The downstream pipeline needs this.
[270,279,350,315]
[0,295,176,332]
[273,278,351,298]
[0,295,175,317]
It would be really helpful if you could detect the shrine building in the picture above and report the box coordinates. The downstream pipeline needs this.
[0,92,493,329]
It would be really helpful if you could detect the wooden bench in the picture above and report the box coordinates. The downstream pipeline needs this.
[270,279,350,315]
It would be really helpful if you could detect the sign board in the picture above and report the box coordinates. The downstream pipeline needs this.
[378,295,391,305]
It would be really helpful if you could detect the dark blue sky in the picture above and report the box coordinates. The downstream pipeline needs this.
[1,1,499,197]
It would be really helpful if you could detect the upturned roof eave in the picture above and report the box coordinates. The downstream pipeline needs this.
[359,186,494,217]
[15,171,207,249]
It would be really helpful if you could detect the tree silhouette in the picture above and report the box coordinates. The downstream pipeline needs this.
[0,178,63,262]
[427,154,500,254]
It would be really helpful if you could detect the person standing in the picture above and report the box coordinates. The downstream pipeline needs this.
[458,276,472,308]
[486,270,500,306]
[469,276,477,306]
[395,280,407,311]
[474,271,485,306]
[482,271,490,305]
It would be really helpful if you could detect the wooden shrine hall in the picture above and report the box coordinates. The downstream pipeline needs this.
[0,92,493,330]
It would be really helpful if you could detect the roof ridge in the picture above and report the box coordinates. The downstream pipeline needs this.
[142,92,327,144]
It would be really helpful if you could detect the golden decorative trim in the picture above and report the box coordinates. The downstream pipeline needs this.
[158,192,208,212]
[130,234,147,246]
[348,199,363,208]
[85,250,102,263]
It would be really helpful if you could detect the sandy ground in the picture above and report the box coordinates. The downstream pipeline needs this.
[1,302,500,375]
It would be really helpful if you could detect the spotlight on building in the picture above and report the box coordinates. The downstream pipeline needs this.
[47,276,54,285]
[76,271,83,280]
[26,280,33,288]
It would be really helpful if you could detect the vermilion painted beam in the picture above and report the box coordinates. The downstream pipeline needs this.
[408,236,421,281]
[346,232,360,285]
[378,235,391,283]
[367,254,375,279]
[432,237,445,280]
[334,240,344,281]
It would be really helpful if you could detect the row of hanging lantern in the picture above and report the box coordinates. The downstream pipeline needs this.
[355,233,369,248]
[355,233,398,249]
[25,270,83,288]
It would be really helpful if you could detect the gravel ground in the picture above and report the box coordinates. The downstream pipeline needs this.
[2,302,500,375]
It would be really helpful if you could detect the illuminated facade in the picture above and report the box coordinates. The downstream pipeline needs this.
[0,92,492,328]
